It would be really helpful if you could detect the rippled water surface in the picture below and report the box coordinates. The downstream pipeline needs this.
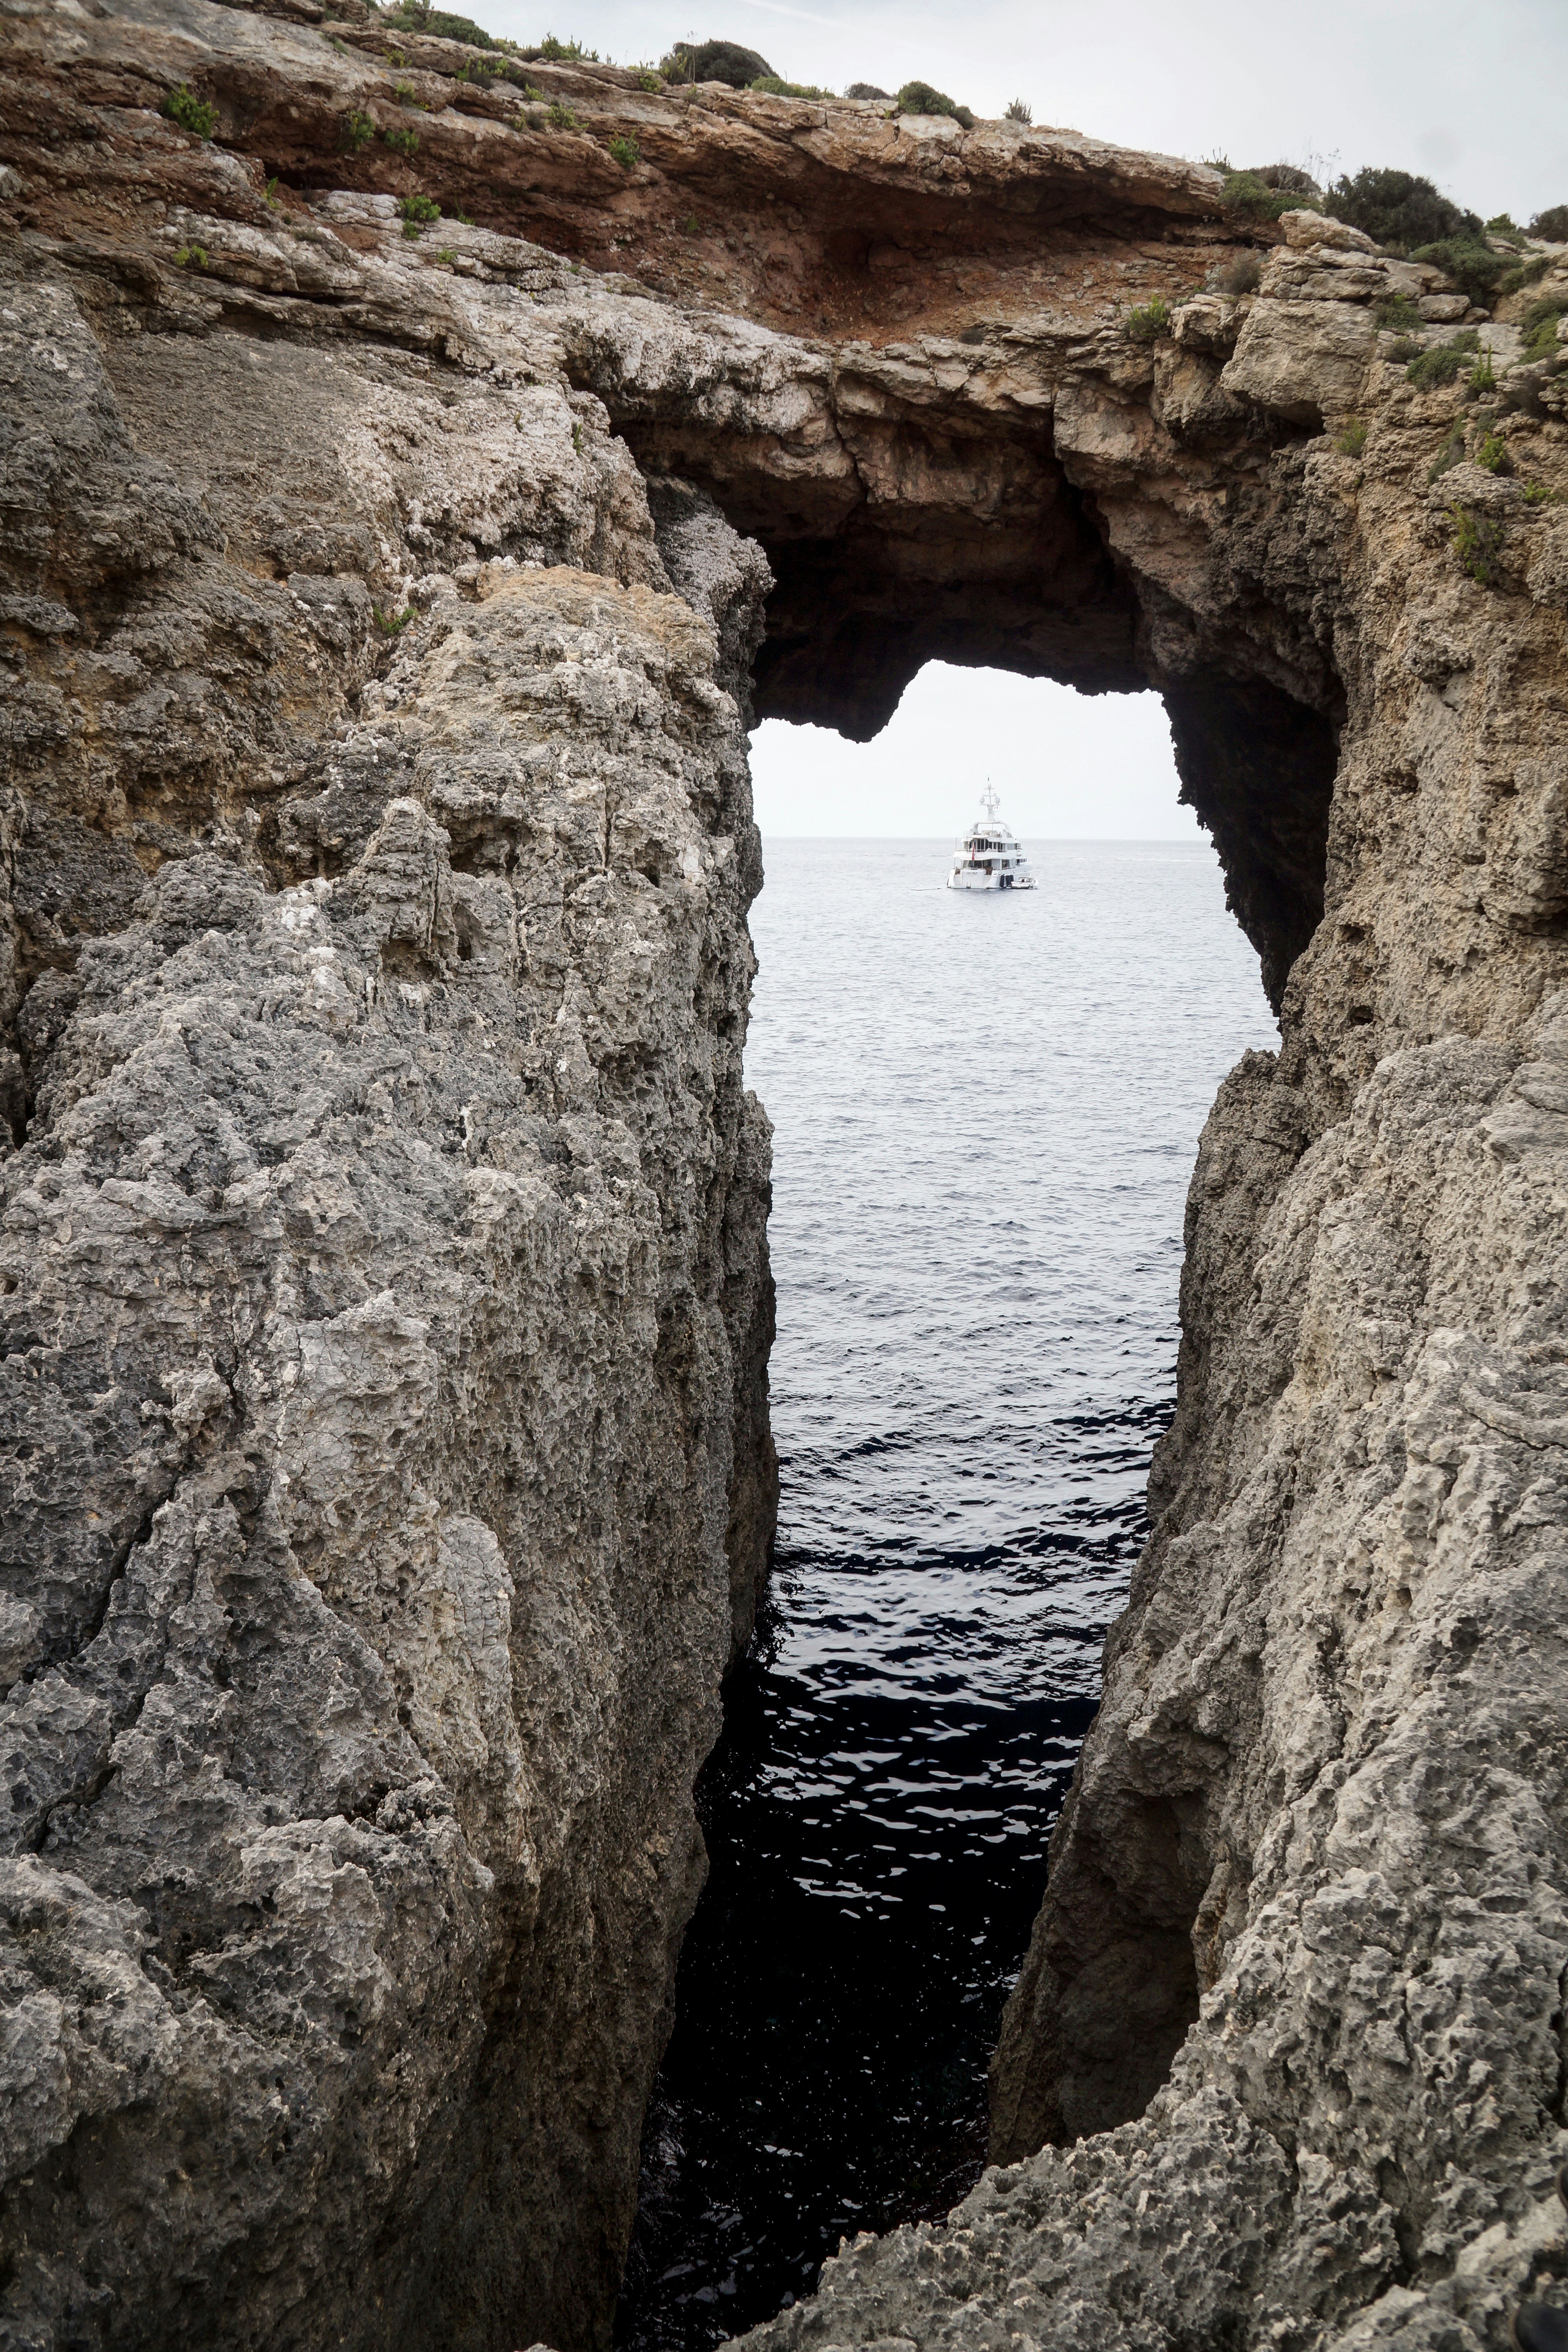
[617,838,1274,2352]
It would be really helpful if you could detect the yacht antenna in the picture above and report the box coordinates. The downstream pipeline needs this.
[980,781,1000,822]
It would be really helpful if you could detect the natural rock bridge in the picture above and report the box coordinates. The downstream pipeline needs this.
[2,5,1568,2349]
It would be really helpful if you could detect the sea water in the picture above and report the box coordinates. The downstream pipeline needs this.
[617,838,1275,2352]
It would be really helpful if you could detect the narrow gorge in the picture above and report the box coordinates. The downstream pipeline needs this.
[2,7,1568,2350]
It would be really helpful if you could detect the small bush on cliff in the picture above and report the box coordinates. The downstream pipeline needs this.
[1476,430,1512,474]
[608,133,640,165]
[1450,503,1506,587]
[1220,170,1298,222]
[1469,351,1497,393]
[529,34,598,60]
[1499,255,1551,295]
[1005,98,1031,123]
[1520,299,1567,361]
[844,82,889,100]
[1217,250,1261,295]
[547,98,577,129]
[1335,417,1368,455]
[751,75,831,98]
[342,109,376,151]
[1406,331,1479,390]
[162,83,216,138]
[1374,293,1422,332]
[1530,205,1568,242]
[173,243,209,269]
[895,81,975,128]
[383,123,420,155]
[374,604,416,635]
[1125,295,1172,342]
[637,69,662,90]
[397,192,441,235]
[383,5,498,45]
[393,80,426,107]
[664,40,774,86]
[1324,166,1479,252]
[1409,235,1502,307]
[1427,419,1466,482]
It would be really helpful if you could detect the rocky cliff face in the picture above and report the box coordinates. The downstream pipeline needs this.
[4,3,1568,2349]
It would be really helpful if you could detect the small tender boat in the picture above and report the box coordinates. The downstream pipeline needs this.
[946,786,1037,891]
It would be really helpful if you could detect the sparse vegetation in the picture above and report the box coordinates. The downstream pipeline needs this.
[681,211,700,234]
[383,123,420,156]
[264,176,280,207]
[571,421,583,450]
[1427,420,1466,482]
[751,75,831,98]
[373,604,416,635]
[1450,502,1506,587]
[1406,330,1479,390]
[1530,205,1568,242]
[531,33,599,60]
[894,81,974,129]
[608,133,639,166]
[1408,235,1502,307]
[343,109,376,151]
[397,192,441,234]
[1499,256,1551,296]
[1468,352,1497,394]
[393,80,426,106]
[383,5,498,44]
[162,83,216,138]
[844,82,889,101]
[1519,299,1566,362]
[547,99,577,129]
[1336,417,1368,455]
[1125,294,1172,343]
[437,245,457,262]
[637,69,661,90]
[1476,430,1511,474]
[1220,170,1299,223]
[1005,98,1031,124]
[1216,250,1262,296]
[173,243,209,269]
[1373,294,1423,333]
[1522,479,1565,505]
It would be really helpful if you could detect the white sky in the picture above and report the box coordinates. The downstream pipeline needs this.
[478,0,1568,224]
[750,667,1196,839]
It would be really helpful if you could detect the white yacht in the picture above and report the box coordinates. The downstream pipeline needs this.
[947,786,1036,891]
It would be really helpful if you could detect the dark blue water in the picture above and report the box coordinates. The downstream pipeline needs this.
[616,838,1274,2352]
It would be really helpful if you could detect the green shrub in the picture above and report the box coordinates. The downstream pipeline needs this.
[398,192,441,235]
[1522,479,1565,505]
[1530,205,1568,242]
[383,123,420,155]
[393,80,426,106]
[437,245,457,262]
[1499,256,1551,296]
[343,108,376,150]
[264,175,280,207]
[1476,431,1511,473]
[547,99,577,129]
[162,83,215,138]
[1374,293,1423,332]
[750,75,830,98]
[672,39,773,85]
[680,211,700,234]
[608,133,639,165]
[173,243,209,269]
[1406,339,1471,389]
[1126,295,1172,343]
[1324,166,1479,252]
[1468,352,1497,393]
[373,604,416,635]
[1386,335,1423,365]
[637,69,661,90]
[1220,169,1298,222]
[844,81,889,100]
[1409,236,1502,306]
[1336,417,1368,455]
[1005,97,1031,124]
[532,33,598,59]
[1486,213,1523,239]
[894,80,974,127]
[1450,502,1506,586]
[1519,299,1566,362]
[382,5,497,42]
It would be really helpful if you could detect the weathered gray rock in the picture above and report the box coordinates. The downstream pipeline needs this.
[3,2,1568,2350]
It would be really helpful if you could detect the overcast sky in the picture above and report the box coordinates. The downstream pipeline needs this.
[479,0,1566,833]
[750,669,1196,839]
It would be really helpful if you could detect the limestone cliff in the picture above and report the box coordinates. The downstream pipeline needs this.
[3,4,1568,2350]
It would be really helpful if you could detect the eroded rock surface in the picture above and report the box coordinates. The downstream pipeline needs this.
[4,1,1568,2348]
